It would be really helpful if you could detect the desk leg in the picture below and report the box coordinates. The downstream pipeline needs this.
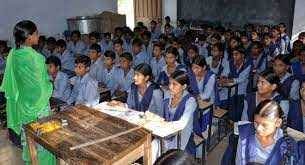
[160,138,165,155]
[144,134,152,165]
[25,132,38,165]
[177,131,181,149]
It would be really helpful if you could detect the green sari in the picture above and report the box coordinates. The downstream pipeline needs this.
[0,46,56,165]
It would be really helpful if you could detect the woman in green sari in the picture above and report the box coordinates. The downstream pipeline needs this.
[0,20,56,165]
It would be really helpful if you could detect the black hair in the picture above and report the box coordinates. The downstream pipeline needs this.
[259,70,280,87]
[47,37,56,45]
[251,41,263,50]
[154,149,198,165]
[39,35,46,42]
[150,20,157,24]
[132,38,143,47]
[75,55,91,68]
[113,39,124,46]
[188,44,199,54]
[274,54,291,66]
[153,42,164,50]
[164,23,172,29]
[13,20,37,48]
[89,31,100,40]
[142,31,152,39]
[120,52,133,62]
[166,46,179,57]
[71,30,81,38]
[134,63,153,81]
[254,99,292,164]
[211,33,221,41]
[170,70,189,87]
[192,55,208,69]
[46,55,61,68]
[56,39,67,48]
[90,43,101,53]
[232,46,246,56]
[104,50,116,60]
[165,16,171,21]
[212,43,224,52]
[104,32,111,38]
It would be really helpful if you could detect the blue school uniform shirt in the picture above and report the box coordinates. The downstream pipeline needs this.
[162,91,197,150]
[228,60,252,96]
[196,43,209,58]
[133,51,149,67]
[142,43,153,60]
[126,82,163,116]
[157,63,186,86]
[67,40,87,56]
[67,73,99,107]
[151,30,161,41]
[251,53,267,74]
[235,123,284,165]
[100,66,121,94]
[99,40,113,54]
[89,57,104,82]
[206,56,230,76]
[280,34,291,54]
[280,73,300,101]
[115,67,134,92]
[0,56,6,74]
[150,56,166,80]
[51,71,71,102]
[56,50,75,71]
[123,39,133,53]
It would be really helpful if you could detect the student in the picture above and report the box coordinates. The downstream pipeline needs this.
[235,100,298,165]
[67,55,99,107]
[150,42,166,79]
[269,26,281,59]
[240,32,251,54]
[241,70,289,121]
[262,33,273,64]
[206,43,229,76]
[43,37,57,58]
[132,38,149,67]
[46,56,71,102]
[99,50,120,93]
[88,43,104,81]
[288,82,305,132]
[218,47,251,121]
[171,37,185,64]
[164,23,174,37]
[0,40,7,74]
[157,46,186,86]
[173,19,187,38]
[123,29,133,53]
[154,149,198,165]
[108,63,163,116]
[279,23,291,54]
[67,30,87,56]
[251,31,260,42]
[113,39,125,64]
[150,20,161,41]
[35,35,46,56]
[186,44,200,66]
[54,39,75,71]
[227,37,241,60]
[152,70,197,162]
[291,47,305,82]
[273,54,300,101]
[100,32,113,53]
[189,55,217,103]
[248,41,267,91]
[196,34,209,58]
[89,31,100,45]
[142,31,153,58]
[114,52,134,98]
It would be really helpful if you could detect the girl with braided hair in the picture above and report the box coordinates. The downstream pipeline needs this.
[235,99,298,165]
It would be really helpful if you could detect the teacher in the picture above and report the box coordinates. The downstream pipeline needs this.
[0,20,56,164]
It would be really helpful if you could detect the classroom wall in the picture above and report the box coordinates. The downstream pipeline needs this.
[178,0,295,35]
[163,0,177,25]
[292,0,305,41]
[0,0,117,45]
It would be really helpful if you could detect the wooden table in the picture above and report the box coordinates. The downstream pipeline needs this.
[24,105,152,165]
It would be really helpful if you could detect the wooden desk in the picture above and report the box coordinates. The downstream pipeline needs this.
[24,105,152,165]
[98,83,111,102]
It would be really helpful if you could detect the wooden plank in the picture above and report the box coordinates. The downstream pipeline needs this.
[24,105,151,164]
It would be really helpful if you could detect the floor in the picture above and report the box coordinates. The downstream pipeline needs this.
[0,129,229,165]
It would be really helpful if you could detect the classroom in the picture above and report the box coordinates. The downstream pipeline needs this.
[0,0,305,164]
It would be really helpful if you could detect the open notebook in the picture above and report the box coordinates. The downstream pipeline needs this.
[94,102,184,138]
